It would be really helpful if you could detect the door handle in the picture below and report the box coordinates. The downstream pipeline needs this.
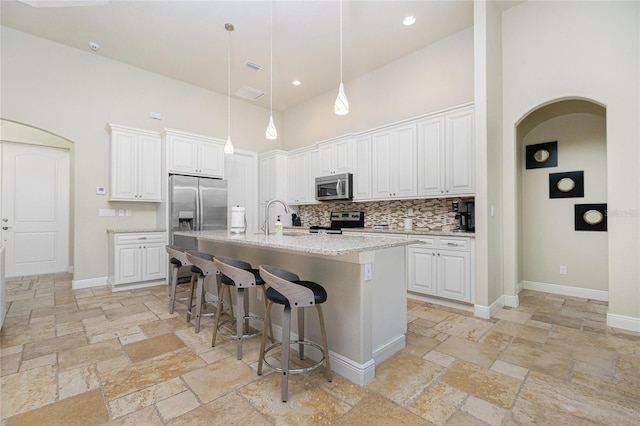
[2,227,8,230]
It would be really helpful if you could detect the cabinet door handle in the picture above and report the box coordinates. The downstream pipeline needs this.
[138,237,147,240]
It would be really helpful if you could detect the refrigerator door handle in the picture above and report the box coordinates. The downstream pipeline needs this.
[196,185,202,231]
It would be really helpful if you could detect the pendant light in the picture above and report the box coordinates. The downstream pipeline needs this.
[334,0,349,115]
[265,0,278,140]
[224,23,235,154]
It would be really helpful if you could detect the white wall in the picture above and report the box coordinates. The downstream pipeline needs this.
[282,27,474,149]
[0,27,277,281]
[521,111,607,291]
[502,1,640,322]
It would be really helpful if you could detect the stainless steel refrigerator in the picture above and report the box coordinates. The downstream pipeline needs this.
[169,175,227,251]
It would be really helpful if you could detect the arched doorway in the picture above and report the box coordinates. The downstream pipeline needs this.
[0,120,75,277]
[515,99,608,301]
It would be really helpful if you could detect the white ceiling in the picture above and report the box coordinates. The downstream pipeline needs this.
[1,0,474,112]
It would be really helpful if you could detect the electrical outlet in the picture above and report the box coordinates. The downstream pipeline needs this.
[560,265,567,275]
[408,208,414,215]
[364,263,372,281]
[118,209,124,217]
[125,209,132,217]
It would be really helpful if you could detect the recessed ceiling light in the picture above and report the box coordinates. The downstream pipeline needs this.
[403,16,416,26]
[89,41,100,51]
[292,80,301,86]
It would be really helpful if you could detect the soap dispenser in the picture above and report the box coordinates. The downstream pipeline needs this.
[275,215,283,236]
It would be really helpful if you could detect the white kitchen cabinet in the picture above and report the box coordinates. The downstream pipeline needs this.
[371,123,417,199]
[417,107,474,197]
[106,124,162,202]
[287,147,318,204]
[317,137,352,176]
[352,134,372,200]
[108,232,166,288]
[162,129,225,178]
[259,150,288,205]
[407,236,472,303]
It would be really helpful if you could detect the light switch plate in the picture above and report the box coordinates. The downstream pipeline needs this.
[96,187,106,195]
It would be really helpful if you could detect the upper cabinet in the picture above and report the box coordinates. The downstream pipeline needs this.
[371,123,417,199]
[162,129,225,178]
[259,150,288,205]
[106,124,162,202]
[417,107,474,197]
[317,137,352,176]
[352,135,372,200]
[287,147,318,205]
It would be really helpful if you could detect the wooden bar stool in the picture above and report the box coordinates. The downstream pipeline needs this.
[212,256,273,360]
[185,250,232,333]
[165,245,193,314]
[257,265,332,402]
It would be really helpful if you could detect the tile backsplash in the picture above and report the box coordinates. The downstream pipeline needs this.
[296,197,474,232]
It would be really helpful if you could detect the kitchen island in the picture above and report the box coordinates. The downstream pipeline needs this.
[174,229,419,385]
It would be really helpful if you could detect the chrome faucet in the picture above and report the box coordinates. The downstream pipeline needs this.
[263,199,291,235]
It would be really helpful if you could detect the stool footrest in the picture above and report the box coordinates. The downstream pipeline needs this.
[262,340,326,374]
[217,316,264,340]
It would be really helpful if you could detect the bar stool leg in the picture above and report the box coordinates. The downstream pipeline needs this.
[257,300,273,376]
[194,275,205,333]
[281,305,292,402]
[261,287,274,343]
[186,274,197,322]
[211,283,226,347]
[168,265,179,314]
[316,304,332,382]
[298,307,305,360]
[235,287,245,359]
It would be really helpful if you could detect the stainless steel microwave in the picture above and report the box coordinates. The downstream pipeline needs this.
[315,173,353,201]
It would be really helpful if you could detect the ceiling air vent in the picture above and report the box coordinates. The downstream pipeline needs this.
[234,85,265,101]
[244,61,262,71]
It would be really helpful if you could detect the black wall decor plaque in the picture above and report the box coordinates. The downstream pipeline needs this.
[549,171,584,198]
[526,141,558,169]
[575,203,607,231]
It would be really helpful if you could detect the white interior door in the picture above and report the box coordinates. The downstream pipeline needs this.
[1,142,70,277]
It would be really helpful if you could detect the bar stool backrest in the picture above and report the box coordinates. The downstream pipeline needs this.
[259,265,316,307]
[166,245,188,265]
[185,250,217,275]
[214,256,256,289]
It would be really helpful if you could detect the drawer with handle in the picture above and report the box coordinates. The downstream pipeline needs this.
[437,237,470,251]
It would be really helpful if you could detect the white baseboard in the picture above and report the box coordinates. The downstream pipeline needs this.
[607,313,640,333]
[110,280,166,292]
[407,293,474,312]
[72,276,108,290]
[503,294,519,308]
[474,296,504,319]
[523,281,608,301]
[373,334,406,366]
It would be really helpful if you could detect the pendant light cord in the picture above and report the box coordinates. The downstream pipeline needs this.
[339,0,343,84]
[270,0,273,115]
[227,28,231,139]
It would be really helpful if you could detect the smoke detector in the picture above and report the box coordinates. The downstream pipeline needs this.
[89,41,100,51]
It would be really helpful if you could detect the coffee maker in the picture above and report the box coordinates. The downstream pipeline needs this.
[461,201,475,232]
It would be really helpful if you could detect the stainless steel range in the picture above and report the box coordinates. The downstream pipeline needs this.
[309,211,364,234]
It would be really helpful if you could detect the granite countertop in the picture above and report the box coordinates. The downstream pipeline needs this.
[174,229,419,256]
[106,228,166,234]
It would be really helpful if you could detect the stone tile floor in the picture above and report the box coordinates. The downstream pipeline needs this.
[1,273,639,425]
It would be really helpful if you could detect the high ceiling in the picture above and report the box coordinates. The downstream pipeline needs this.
[1,0,474,111]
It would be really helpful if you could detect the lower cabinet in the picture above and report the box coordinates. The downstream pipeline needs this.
[108,232,166,287]
[407,236,472,303]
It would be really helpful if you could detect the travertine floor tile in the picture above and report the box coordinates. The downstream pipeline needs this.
[0,365,58,419]
[182,356,258,403]
[441,361,521,409]
[102,348,204,400]
[6,389,108,426]
[433,315,494,341]
[408,381,466,423]
[462,395,507,425]
[104,405,164,425]
[23,331,88,360]
[58,338,124,371]
[506,397,597,425]
[365,351,444,406]
[499,340,573,380]
[155,391,200,421]
[58,364,101,400]
[123,332,186,363]
[108,377,187,418]
[435,336,500,368]
[519,371,640,425]
[166,393,268,426]
[333,394,431,426]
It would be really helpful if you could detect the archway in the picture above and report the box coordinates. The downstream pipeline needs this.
[515,99,608,301]
[0,119,75,276]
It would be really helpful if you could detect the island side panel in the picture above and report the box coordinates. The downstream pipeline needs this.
[369,246,408,363]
